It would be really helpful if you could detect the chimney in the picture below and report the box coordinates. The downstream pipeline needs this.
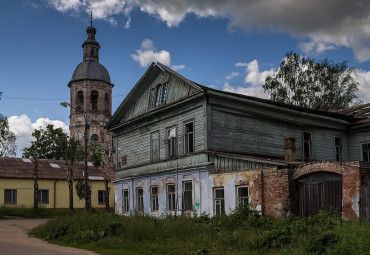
[284,138,296,162]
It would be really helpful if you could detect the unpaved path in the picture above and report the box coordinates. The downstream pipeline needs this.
[0,218,97,255]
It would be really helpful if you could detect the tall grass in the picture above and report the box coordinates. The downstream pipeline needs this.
[0,206,72,218]
[30,206,370,255]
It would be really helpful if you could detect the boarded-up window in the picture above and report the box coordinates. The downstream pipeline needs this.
[151,186,159,211]
[151,131,160,162]
[122,189,129,213]
[167,184,176,211]
[121,155,127,166]
[4,189,17,204]
[182,181,192,211]
[136,188,144,212]
[185,122,194,154]
[214,188,225,215]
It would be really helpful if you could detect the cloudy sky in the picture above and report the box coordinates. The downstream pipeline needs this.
[2,0,370,156]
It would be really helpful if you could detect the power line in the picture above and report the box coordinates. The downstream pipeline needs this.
[2,95,126,101]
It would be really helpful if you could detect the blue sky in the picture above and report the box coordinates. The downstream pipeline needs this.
[2,0,370,156]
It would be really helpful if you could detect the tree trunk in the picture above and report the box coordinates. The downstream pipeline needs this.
[103,162,110,211]
[33,145,38,209]
[66,159,74,211]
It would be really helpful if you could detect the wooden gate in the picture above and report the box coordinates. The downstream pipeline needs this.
[360,186,370,220]
[298,180,342,217]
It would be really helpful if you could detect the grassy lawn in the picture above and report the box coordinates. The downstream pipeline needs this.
[15,206,370,255]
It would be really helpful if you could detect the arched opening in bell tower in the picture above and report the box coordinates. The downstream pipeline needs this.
[90,90,98,111]
[77,91,84,111]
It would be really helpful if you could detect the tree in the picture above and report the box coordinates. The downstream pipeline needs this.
[263,51,361,109]
[23,125,68,159]
[0,114,16,157]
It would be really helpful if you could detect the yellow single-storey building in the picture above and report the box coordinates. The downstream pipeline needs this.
[0,157,115,209]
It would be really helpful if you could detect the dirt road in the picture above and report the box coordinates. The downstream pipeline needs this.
[0,218,97,255]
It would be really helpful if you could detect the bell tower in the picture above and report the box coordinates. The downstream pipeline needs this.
[68,16,114,152]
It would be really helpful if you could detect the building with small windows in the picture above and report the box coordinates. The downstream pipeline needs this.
[0,157,115,209]
[107,62,370,220]
[68,22,113,151]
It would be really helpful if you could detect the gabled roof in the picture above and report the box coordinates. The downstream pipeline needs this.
[107,62,203,129]
[0,157,115,180]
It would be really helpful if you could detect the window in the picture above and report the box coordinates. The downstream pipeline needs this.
[4,189,17,204]
[214,188,225,215]
[122,189,129,213]
[98,190,105,205]
[76,91,84,111]
[236,186,249,206]
[182,181,192,211]
[136,188,144,212]
[303,132,312,161]
[38,190,49,204]
[91,134,99,143]
[166,127,177,158]
[151,186,159,211]
[150,131,160,162]
[167,184,176,211]
[184,122,194,154]
[363,143,370,162]
[148,83,167,109]
[90,90,98,111]
[335,137,342,161]
[104,93,110,113]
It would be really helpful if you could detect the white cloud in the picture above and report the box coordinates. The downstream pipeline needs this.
[355,70,370,103]
[8,115,69,157]
[223,82,268,99]
[46,0,370,61]
[131,39,185,69]
[225,72,239,80]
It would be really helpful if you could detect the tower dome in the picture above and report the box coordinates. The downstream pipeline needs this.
[71,61,111,83]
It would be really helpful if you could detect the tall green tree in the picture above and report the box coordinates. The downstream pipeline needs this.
[0,114,17,157]
[263,51,361,109]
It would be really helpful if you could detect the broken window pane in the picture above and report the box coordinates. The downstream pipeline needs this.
[237,186,249,206]
[214,187,225,215]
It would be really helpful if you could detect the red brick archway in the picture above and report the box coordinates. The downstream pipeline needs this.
[292,161,343,181]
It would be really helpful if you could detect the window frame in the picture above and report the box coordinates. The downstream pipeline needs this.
[150,131,160,162]
[362,143,370,162]
[182,181,193,211]
[236,185,249,207]
[98,190,106,205]
[150,186,159,212]
[148,82,168,109]
[166,126,177,158]
[303,131,312,161]
[214,187,225,215]
[167,183,176,211]
[184,121,195,154]
[334,136,342,161]
[122,189,129,213]
[38,189,49,204]
[4,189,17,204]
[136,187,144,212]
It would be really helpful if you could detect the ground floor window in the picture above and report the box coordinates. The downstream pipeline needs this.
[98,190,105,205]
[182,181,193,211]
[38,189,49,204]
[236,185,249,206]
[4,189,17,204]
[122,189,129,213]
[214,187,225,215]
[136,187,144,212]
[151,186,159,211]
[167,184,176,211]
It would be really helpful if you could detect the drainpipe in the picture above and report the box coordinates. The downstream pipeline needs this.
[198,168,201,214]
[54,180,57,209]
[261,167,265,216]
[131,177,134,216]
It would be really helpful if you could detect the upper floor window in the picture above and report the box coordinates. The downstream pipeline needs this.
[303,132,312,161]
[90,90,98,111]
[166,126,177,158]
[77,91,84,111]
[4,189,17,204]
[148,83,167,109]
[184,122,194,154]
[335,137,342,161]
[363,143,370,162]
[150,131,160,162]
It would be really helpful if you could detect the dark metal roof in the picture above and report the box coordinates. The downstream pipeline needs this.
[71,60,111,84]
[0,157,115,180]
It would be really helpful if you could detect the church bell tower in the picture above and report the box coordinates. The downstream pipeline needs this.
[68,17,113,152]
